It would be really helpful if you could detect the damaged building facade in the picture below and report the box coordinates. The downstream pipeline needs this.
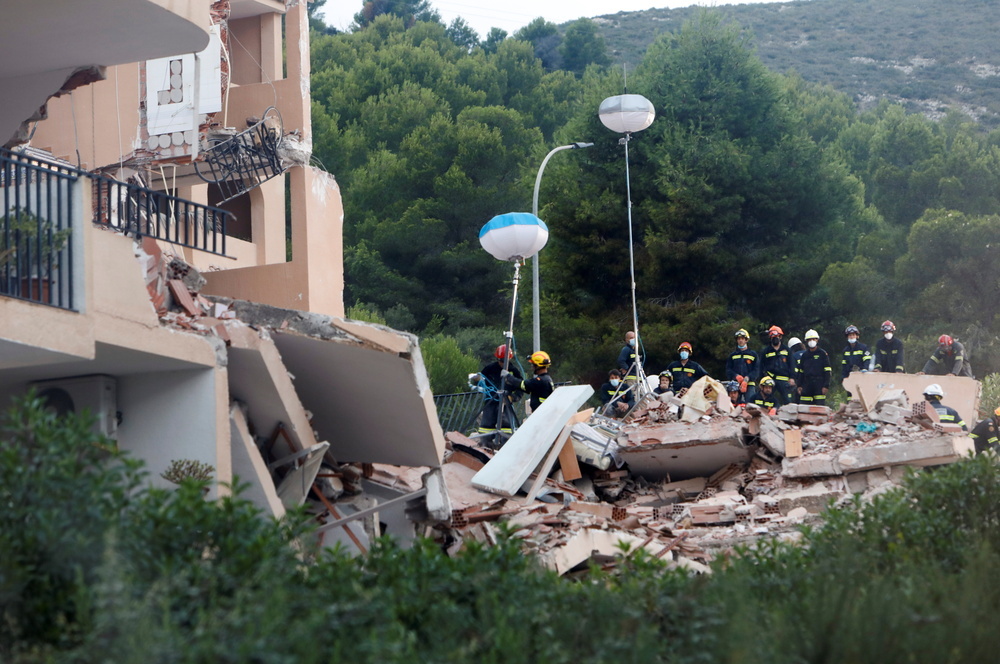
[0,0,447,554]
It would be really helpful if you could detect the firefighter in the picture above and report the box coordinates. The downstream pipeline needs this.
[599,369,633,417]
[795,329,832,404]
[748,375,779,412]
[874,320,905,373]
[841,324,872,379]
[616,331,639,384]
[759,325,794,404]
[475,344,522,437]
[970,406,1000,455]
[665,342,708,395]
[654,371,674,396]
[921,335,974,378]
[922,383,966,430]
[725,380,745,407]
[507,351,554,414]
[725,328,759,397]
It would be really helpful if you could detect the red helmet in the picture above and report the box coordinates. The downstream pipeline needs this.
[768,325,783,338]
[938,335,953,346]
[494,344,512,360]
[678,341,693,352]
[881,320,896,332]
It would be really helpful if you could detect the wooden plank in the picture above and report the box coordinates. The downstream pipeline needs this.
[523,425,573,503]
[784,429,803,458]
[472,385,594,497]
[558,438,583,481]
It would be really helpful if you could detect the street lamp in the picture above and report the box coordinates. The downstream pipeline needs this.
[480,212,549,444]
[599,92,655,394]
[531,142,593,353]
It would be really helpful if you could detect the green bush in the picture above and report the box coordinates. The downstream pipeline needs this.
[419,333,480,394]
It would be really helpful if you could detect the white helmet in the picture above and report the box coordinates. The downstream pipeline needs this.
[787,336,802,349]
[923,383,945,398]
[804,329,820,341]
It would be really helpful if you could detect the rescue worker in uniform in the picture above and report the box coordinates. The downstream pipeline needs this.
[874,320,905,373]
[599,369,633,417]
[476,344,522,437]
[748,376,779,412]
[725,328,759,398]
[922,383,966,430]
[507,351,555,414]
[759,325,794,404]
[654,371,674,396]
[795,329,832,405]
[616,331,639,384]
[725,380,745,407]
[970,406,1000,455]
[665,342,707,395]
[840,324,872,379]
[787,336,806,370]
[921,335,974,378]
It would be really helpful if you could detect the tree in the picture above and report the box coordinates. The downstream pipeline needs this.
[559,19,610,76]
[446,17,479,51]
[513,17,562,70]
[482,27,508,54]
[353,0,441,29]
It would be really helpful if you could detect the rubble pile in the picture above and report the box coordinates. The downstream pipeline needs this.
[410,376,977,576]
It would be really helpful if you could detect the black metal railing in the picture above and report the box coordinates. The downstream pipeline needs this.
[92,175,230,255]
[194,106,286,204]
[0,149,77,309]
[433,391,487,434]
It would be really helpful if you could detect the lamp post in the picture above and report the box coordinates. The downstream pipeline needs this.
[599,92,655,394]
[479,212,549,446]
[531,142,593,353]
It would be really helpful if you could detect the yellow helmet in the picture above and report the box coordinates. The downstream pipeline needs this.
[528,351,552,367]
[759,376,775,387]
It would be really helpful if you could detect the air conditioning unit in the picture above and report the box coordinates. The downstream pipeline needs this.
[30,374,118,439]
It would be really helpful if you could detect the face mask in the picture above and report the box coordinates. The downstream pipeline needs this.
[610,379,620,387]
[737,342,747,350]
[884,333,893,340]
[807,340,818,349]
[628,338,636,347]
[679,351,689,360]
[847,336,858,344]
[771,337,781,347]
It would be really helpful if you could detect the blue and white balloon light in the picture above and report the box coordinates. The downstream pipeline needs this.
[478,212,549,262]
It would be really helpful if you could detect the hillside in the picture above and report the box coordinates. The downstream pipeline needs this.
[590,0,1000,127]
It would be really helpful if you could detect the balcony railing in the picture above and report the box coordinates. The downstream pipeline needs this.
[194,106,286,204]
[92,175,230,256]
[0,149,78,310]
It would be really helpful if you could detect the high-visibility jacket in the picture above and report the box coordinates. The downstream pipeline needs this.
[617,344,638,379]
[748,389,778,410]
[759,343,793,386]
[923,341,973,377]
[928,399,966,430]
[970,417,999,454]
[841,341,872,379]
[666,359,707,391]
[874,337,905,373]
[725,347,759,386]
[516,373,554,411]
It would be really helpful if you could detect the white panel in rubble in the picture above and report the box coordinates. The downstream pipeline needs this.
[146,53,197,135]
[197,24,223,115]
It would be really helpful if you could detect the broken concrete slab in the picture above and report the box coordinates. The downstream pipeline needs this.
[844,372,981,431]
[619,418,750,481]
[776,483,841,514]
[782,453,841,478]
[472,385,594,497]
[837,435,974,473]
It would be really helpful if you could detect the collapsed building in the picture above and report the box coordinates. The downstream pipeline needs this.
[0,0,448,554]
[393,372,981,575]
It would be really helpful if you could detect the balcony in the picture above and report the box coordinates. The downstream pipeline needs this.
[194,107,286,204]
[1,147,235,310]
[0,149,79,309]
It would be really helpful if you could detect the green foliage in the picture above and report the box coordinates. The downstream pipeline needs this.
[980,372,1000,419]
[0,393,143,655]
[418,333,479,394]
[160,459,215,484]
[12,397,1000,661]
[559,19,610,76]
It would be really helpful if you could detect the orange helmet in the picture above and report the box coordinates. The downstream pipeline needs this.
[938,334,954,346]
[678,342,693,352]
[494,344,512,360]
[768,325,783,338]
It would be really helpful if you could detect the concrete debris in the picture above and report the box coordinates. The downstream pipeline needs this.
[423,375,982,576]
